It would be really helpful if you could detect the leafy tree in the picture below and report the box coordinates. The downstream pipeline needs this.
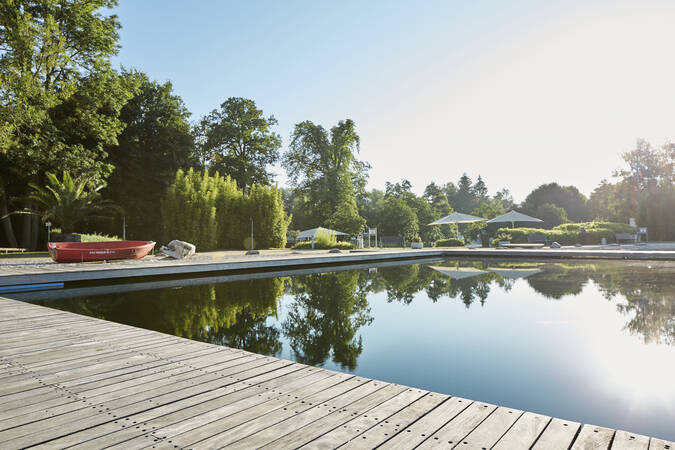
[29,171,118,234]
[327,198,365,235]
[283,119,368,233]
[104,72,196,239]
[379,196,418,242]
[465,196,507,240]
[522,182,588,222]
[0,0,136,248]
[357,188,385,229]
[423,182,451,218]
[196,97,281,189]
[494,188,515,210]
[535,203,569,227]
[588,139,675,240]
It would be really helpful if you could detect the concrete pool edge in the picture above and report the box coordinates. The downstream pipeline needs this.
[1,247,675,289]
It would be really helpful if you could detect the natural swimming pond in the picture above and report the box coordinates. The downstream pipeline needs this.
[27,258,675,440]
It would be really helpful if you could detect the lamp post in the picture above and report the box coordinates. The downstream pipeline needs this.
[45,221,52,243]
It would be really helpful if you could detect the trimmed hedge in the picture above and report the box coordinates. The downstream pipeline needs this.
[434,238,465,247]
[493,221,635,245]
[292,241,354,250]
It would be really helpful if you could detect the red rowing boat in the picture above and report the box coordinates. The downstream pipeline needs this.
[47,241,156,263]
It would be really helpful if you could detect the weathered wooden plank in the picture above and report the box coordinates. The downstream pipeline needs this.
[198,380,388,448]
[379,396,474,449]
[449,406,523,450]
[58,366,332,449]
[302,387,428,449]
[169,375,365,448]
[492,411,551,450]
[648,438,675,449]
[340,392,448,449]
[532,417,582,449]
[610,429,650,450]
[414,401,497,449]
[258,383,408,449]
[570,424,615,450]
[0,359,293,447]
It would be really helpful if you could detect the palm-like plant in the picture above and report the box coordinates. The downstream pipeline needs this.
[30,172,120,234]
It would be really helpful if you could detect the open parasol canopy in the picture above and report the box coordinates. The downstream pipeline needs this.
[485,210,543,228]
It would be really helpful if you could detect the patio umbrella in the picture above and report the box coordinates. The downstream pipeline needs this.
[296,227,348,240]
[486,210,543,229]
[428,212,486,240]
[428,212,486,225]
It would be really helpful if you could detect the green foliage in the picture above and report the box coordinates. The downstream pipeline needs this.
[0,0,136,249]
[30,171,119,234]
[104,71,196,240]
[283,119,368,232]
[292,229,354,249]
[327,198,365,235]
[522,182,589,222]
[246,184,291,249]
[79,232,122,242]
[293,241,354,250]
[589,139,675,241]
[492,221,636,245]
[161,169,290,250]
[434,238,465,247]
[197,97,281,189]
[160,169,219,250]
[378,196,419,242]
[0,0,133,184]
[50,227,121,242]
[535,203,569,227]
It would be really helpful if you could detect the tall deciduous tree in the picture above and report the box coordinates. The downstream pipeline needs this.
[521,182,589,222]
[589,139,675,240]
[0,0,135,248]
[104,72,196,239]
[196,97,281,190]
[283,119,367,235]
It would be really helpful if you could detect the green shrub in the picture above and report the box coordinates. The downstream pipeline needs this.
[51,228,122,242]
[492,221,635,245]
[161,169,291,250]
[434,237,465,247]
[292,240,354,250]
[292,230,354,250]
[80,232,122,242]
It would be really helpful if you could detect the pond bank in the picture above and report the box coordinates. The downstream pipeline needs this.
[1,246,675,292]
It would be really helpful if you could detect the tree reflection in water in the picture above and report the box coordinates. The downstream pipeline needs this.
[282,271,373,370]
[37,277,287,355]
[523,261,675,345]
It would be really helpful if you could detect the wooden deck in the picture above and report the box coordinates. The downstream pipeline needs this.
[0,297,672,449]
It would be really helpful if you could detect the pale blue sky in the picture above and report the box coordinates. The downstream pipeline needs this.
[112,0,675,201]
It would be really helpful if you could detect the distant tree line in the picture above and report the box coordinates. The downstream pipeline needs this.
[1,1,673,250]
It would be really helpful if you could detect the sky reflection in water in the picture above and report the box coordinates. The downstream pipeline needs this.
[31,259,675,440]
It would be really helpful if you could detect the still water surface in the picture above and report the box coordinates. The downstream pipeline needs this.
[32,259,675,440]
